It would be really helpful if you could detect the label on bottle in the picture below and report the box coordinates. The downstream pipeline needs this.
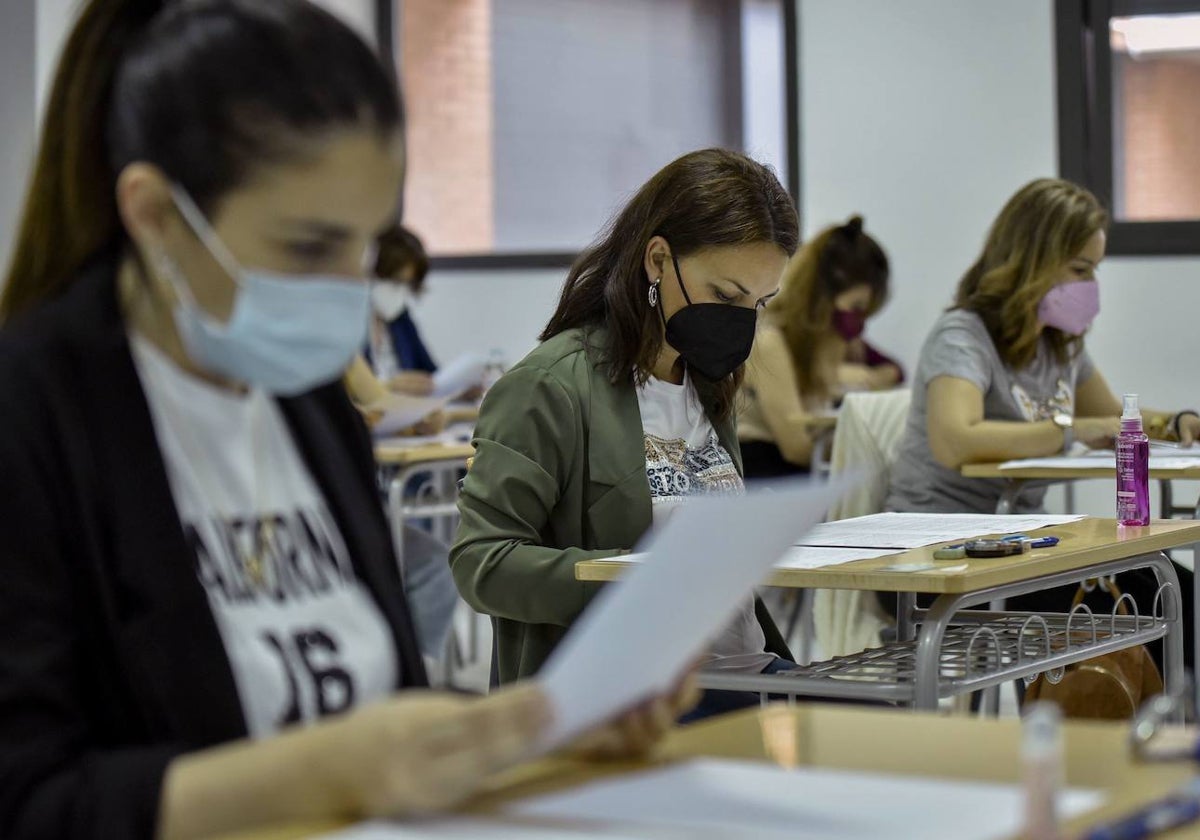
[1115,437,1150,526]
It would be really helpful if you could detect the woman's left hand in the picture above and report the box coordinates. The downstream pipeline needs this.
[565,674,700,761]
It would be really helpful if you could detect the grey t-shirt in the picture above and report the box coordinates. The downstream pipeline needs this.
[886,309,1095,514]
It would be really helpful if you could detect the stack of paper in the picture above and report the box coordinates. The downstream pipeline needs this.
[794,512,1085,550]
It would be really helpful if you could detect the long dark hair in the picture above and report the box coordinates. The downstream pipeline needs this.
[541,148,798,419]
[1,0,402,321]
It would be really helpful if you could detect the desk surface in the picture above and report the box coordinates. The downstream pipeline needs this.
[444,403,481,425]
[577,518,1200,593]
[373,441,474,466]
[214,704,1194,840]
[964,461,1200,480]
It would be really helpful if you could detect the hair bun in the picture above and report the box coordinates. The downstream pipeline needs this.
[840,215,865,238]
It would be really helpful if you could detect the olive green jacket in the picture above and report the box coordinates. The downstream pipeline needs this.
[450,327,792,684]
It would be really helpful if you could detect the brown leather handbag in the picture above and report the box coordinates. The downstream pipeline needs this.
[1023,580,1162,720]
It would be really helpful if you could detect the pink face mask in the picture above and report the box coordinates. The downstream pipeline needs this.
[1037,280,1100,336]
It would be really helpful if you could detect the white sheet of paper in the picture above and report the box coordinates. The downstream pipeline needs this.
[510,758,1104,840]
[537,476,859,749]
[594,546,898,572]
[315,818,648,839]
[999,455,1200,470]
[795,512,1085,550]
[431,354,488,399]
[773,545,899,570]
[368,392,449,437]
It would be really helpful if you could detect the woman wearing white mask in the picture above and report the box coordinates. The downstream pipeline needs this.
[885,177,1199,670]
[0,2,693,839]
[344,224,449,432]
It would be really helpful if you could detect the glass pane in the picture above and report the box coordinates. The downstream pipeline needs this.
[397,0,774,256]
[1110,13,1200,222]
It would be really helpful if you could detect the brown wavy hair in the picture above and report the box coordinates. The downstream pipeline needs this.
[767,215,889,403]
[954,178,1108,369]
[540,148,798,420]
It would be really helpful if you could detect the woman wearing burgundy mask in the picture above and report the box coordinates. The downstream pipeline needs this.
[452,149,803,720]
[738,215,901,477]
[886,178,1198,669]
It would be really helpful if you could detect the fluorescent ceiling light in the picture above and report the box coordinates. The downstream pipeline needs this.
[1111,14,1200,57]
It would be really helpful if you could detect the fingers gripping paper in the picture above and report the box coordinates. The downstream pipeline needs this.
[537,475,861,748]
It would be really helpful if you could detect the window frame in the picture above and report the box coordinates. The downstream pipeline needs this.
[1056,0,1200,255]
[379,0,802,270]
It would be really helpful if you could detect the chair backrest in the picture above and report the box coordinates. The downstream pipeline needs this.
[826,389,912,520]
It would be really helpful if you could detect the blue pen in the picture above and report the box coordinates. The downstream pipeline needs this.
[1082,777,1200,840]
[1000,533,1060,549]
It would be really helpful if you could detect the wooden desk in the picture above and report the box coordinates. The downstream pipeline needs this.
[962,461,1200,517]
[213,704,1196,840]
[578,518,1200,594]
[444,402,481,425]
[373,441,474,466]
[580,518,1200,708]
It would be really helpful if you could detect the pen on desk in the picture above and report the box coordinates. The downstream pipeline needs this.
[1081,778,1200,840]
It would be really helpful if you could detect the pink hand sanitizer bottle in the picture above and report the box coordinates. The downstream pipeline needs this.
[1116,393,1150,527]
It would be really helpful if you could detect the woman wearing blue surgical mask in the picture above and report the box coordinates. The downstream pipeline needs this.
[0,2,692,838]
[451,149,802,721]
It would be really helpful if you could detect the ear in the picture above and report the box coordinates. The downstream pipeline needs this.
[642,235,671,286]
[115,163,178,256]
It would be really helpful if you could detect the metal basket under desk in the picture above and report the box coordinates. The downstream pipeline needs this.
[699,553,1183,712]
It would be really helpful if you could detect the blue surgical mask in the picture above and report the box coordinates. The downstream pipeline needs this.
[159,185,370,396]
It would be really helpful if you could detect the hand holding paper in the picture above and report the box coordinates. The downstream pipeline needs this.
[536,475,860,749]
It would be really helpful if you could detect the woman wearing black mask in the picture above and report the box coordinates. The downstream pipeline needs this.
[738,216,900,476]
[451,148,801,721]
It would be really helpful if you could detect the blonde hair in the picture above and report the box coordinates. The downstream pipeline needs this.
[768,216,889,402]
[955,178,1108,369]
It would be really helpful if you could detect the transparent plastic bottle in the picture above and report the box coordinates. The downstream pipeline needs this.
[1116,393,1150,527]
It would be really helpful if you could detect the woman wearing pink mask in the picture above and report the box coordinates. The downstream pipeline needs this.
[738,215,902,477]
[886,178,1199,669]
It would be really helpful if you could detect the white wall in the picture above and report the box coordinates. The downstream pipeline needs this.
[415,268,567,368]
[0,0,38,281]
[799,0,1200,521]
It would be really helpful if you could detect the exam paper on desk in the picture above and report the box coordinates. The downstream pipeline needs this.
[594,545,900,571]
[795,511,1085,550]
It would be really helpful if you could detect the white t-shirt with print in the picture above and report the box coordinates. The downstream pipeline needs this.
[130,335,398,738]
[636,373,777,674]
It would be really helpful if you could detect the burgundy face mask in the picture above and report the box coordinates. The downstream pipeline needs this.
[832,309,866,341]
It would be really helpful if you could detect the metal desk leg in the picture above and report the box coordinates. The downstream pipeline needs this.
[912,593,960,710]
[896,592,917,644]
[387,474,408,590]
[1142,551,1185,720]
[1161,479,1174,521]
[995,480,1024,515]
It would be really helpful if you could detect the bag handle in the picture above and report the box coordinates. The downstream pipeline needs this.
[1072,577,1129,616]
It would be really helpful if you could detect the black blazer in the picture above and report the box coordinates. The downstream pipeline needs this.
[0,257,427,840]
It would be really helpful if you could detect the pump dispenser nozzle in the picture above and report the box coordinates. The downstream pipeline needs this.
[1122,393,1140,421]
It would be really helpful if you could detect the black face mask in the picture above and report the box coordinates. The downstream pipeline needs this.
[659,251,757,381]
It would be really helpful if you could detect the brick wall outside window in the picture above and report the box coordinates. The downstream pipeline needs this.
[1116,54,1200,221]
[400,0,495,253]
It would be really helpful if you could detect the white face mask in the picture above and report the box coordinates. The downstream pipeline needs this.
[371,282,411,321]
[160,185,371,397]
